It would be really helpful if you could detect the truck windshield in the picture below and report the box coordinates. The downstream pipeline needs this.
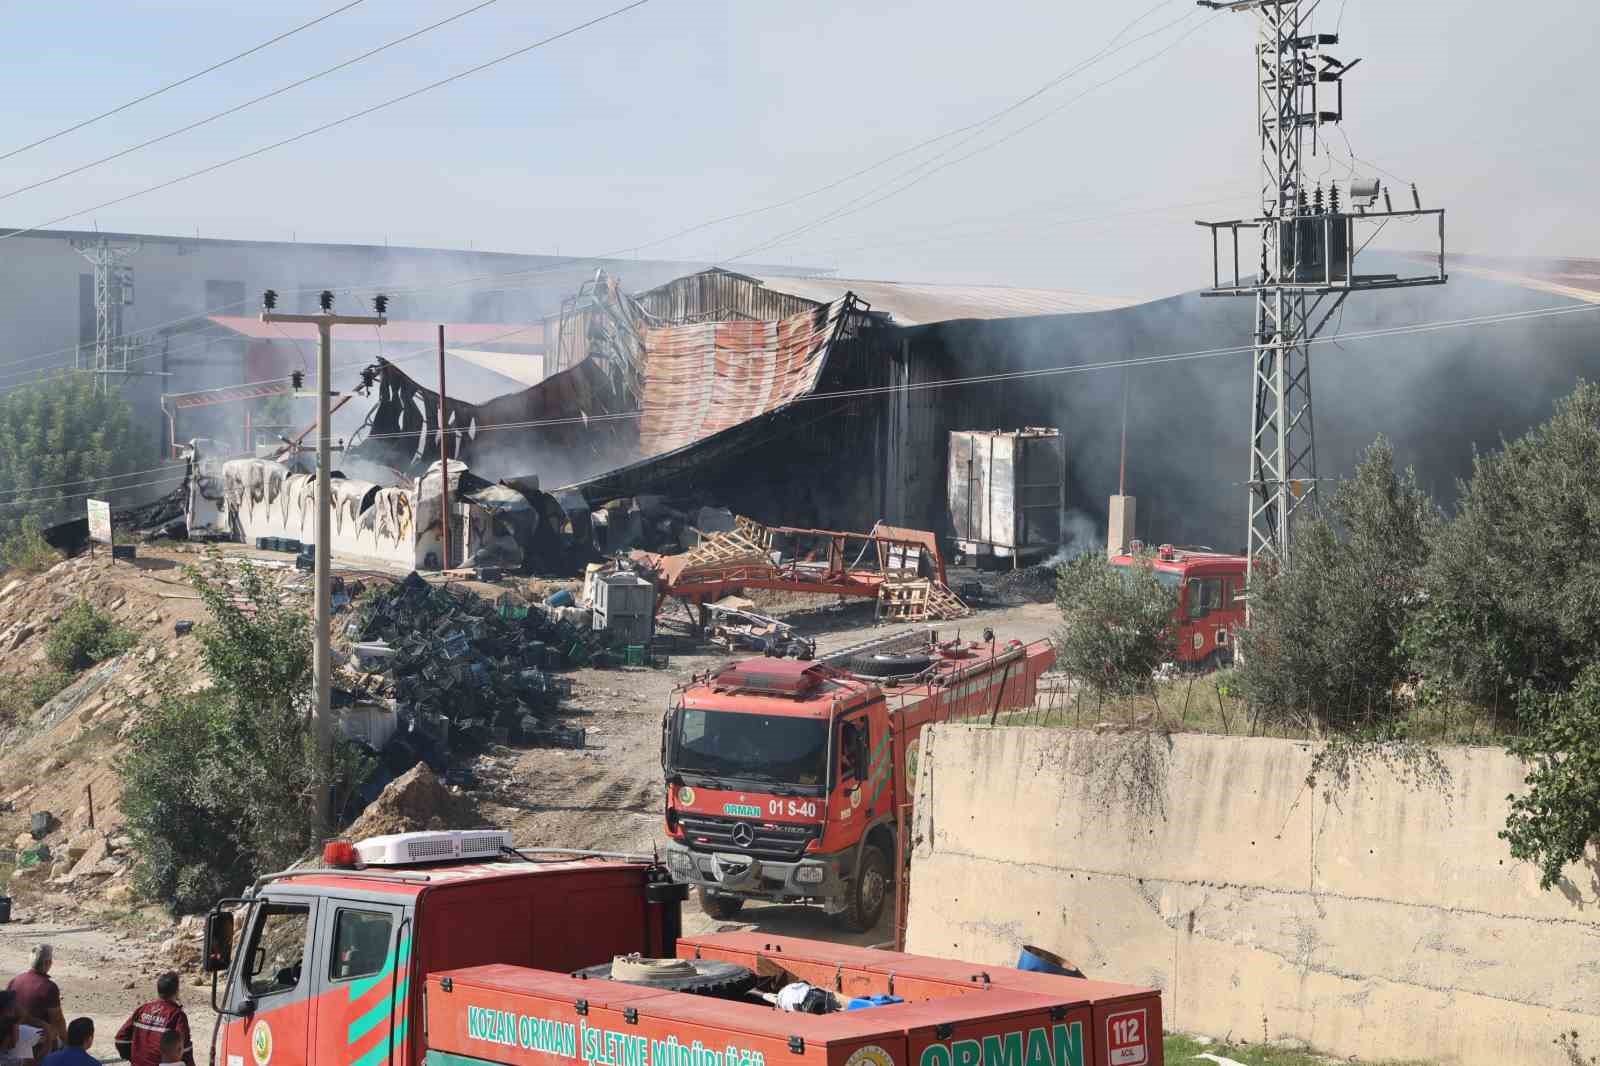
[671,708,828,792]
[1111,561,1182,590]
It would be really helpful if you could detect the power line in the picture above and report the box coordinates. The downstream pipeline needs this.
[0,1,1204,381]
[718,9,1218,265]
[0,461,189,501]
[0,0,657,249]
[0,0,509,207]
[0,1,369,165]
[0,471,188,511]
[323,300,1600,447]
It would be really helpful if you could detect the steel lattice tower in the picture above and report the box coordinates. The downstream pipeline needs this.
[71,238,140,395]
[1198,0,1447,598]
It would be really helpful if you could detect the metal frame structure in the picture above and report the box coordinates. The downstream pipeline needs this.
[71,237,141,394]
[1197,0,1446,588]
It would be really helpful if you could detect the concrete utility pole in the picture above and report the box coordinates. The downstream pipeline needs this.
[1195,0,1447,606]
[261,288,386,834]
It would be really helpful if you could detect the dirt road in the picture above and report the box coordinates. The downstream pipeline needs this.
[474,597,1060,944]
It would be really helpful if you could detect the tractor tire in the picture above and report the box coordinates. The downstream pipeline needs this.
[571,958,757,999]
[838,843,891,933]
[850,653,935,678]
[697,887,746,920]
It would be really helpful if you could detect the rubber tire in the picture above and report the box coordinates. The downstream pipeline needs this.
[571,958,757,999]
[697,887,746,920]
[839,843,891,933]
[850,653,935,677]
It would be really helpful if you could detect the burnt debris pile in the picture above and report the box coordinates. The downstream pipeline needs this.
[343,573,589,763]
[996,562,1060,604]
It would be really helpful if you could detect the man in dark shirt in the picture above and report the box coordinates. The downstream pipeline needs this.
[114,973,194,1066]
[37,1019,93,1066]
[6,946,63,1052]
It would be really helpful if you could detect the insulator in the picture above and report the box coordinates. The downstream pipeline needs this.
[290,369,305,390]
[319,290,335,312]
[1328,183,1341,213]
[262,289,278,311]
[1312,184,1324,213]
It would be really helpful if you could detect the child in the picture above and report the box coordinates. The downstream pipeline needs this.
[157,1031,184,1066]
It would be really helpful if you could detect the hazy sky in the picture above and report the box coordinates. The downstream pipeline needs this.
[0,0,1594,300]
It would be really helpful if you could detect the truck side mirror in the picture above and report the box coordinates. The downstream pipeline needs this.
[203,910,235,973]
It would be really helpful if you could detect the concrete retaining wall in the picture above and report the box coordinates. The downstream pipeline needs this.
[905,726,1600,1066]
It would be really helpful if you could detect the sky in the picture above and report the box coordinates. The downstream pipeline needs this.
[0,0,1595,301]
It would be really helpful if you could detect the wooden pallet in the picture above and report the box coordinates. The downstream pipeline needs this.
[877,579,969,623]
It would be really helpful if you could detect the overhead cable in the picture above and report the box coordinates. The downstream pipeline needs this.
[0,1,369,164]
[0,0,509,206]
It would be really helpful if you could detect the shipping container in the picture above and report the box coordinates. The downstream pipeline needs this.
[948,428,1065,562]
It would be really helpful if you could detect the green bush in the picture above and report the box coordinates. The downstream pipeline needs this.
[0,517,61,573]
[0,374,148,541]
[26,668,75,708]
[1500,664,1600,890]
[120,558,370,912]
[45,599,135,671]
[1053,551,1177,697]
[1417,381,1600,701]
[1235,437,1437,732]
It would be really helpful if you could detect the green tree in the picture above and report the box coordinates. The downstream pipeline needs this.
[1054,551,1178,697]
[120,557,369,912]
[0,374,150,541]
[1235,437,1438,731]
[1500,664,1600,889]
[1416,381,1600,701]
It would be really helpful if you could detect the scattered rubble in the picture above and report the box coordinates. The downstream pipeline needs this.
[340,574,589,767]
[997,562,1059,604]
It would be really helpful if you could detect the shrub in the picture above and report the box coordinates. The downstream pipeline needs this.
[1235,437,1437,732]
[0,517,61,573]
[1418,381,1600,701]
[45,599,135,671]
[120,558,370,912]
[1054,551,1177,697]
[1500,664,1600,890]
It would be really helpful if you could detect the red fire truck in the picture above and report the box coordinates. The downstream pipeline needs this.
[1107,543,1246,670]
[201,829,1163,1066]
[660,630,1055,931]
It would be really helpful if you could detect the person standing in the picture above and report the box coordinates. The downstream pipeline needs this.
[114,973,193,1066]
[6,947,63,1054]
[37,1019,93,1066]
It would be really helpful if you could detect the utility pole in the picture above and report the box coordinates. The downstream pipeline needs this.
[1195,0,1446,604]
[70,238,140,394]
[261,288,387,834]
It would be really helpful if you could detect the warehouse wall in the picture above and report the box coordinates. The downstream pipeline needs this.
[905,725,1600,1066]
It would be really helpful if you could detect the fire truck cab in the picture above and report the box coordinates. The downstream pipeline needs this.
[660,632,1054,932]
[1108,543,1246,669]
[201,828,1166,1066]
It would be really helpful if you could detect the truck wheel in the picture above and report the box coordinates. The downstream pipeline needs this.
[571,958,757,999]
[850,653,934,677]
[697,887,745,920]
[839,843,890,932]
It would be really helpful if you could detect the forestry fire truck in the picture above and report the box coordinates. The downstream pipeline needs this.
[660,630,1055,930]
[201,829,1162,1066]
[1108,544,1246,670]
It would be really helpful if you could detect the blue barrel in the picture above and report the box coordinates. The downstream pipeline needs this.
[1017,945,1084,978]
[546,588,575,607]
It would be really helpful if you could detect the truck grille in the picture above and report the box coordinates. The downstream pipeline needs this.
[678,814,821,862]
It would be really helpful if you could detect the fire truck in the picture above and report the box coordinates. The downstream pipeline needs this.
[201,829,1163,1066]
[1107,543,1246,670]
[659,630,1055,931]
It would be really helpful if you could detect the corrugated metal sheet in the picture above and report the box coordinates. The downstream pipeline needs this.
[751,275,1133,324]
[635,268,824,324]
[637,298,853,455]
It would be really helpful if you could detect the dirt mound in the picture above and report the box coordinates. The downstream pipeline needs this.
[344,762,483,840]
